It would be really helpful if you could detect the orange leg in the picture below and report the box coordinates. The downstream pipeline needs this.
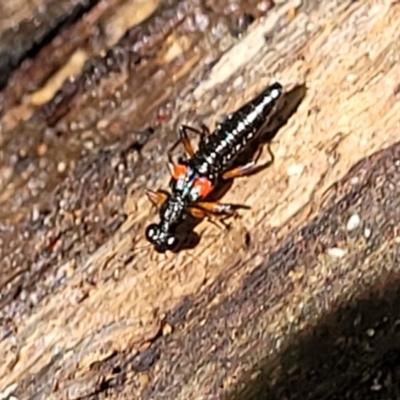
[187,205,229,230]
[180,124,210,142]
[168,124,210,165]
[222,143,274,180]
[194,201,241,216]
[145,189,170,209]
[188,200,247,230]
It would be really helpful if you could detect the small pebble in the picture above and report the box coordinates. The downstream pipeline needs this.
[32,207,40,222]
[53,347,61,357]
[97,119,109,130]
[326,247,347,258]
[59,199,67,209]
[328,155,337,165]
[37,143,47,156]
[84,140,94,150]
[350,177,359,185]
[346,213,361,231]
[57,161,67,173]
[346,73,358,82]
[287,164,305,177]
[162,323,173,336]
[366,328,375,337]
[371,379,382,391]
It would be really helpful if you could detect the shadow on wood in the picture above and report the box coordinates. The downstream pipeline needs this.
[226,273,400,400]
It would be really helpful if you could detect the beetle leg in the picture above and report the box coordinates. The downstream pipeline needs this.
[168,124,210,164]
[188,200,248,230]
[222,143,274,180]
[145,189,170,209]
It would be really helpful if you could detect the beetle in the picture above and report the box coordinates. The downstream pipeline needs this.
[145,81,283,253]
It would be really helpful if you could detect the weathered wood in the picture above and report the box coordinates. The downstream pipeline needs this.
[0,0,101,91]
[1,0,400,398]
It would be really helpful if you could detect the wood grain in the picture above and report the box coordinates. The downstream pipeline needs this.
[1,0,400,398]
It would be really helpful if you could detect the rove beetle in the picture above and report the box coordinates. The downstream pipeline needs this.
[145,82,283,253]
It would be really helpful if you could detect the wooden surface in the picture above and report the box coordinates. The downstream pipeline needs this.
[1,0,400,398]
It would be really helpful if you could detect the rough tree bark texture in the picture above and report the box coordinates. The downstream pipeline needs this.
[1,0,400,399]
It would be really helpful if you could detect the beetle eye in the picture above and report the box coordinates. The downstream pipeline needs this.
[145,224,159,243]
[166,235,178,249]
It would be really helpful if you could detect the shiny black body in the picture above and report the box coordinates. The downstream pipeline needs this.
[187,82,283,184]
[146,82,283,252]
[149,191,188,251]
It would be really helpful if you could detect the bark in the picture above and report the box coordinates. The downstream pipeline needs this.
[1,0,400,398]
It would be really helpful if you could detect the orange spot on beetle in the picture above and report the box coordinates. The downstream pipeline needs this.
[193,177,214,198]
[170,163,188,180]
